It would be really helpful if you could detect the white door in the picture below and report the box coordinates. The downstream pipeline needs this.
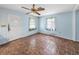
[8,14,22,40]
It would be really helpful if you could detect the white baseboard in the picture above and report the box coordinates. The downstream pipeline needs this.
[0,31,38,45]
[39,31,73,41]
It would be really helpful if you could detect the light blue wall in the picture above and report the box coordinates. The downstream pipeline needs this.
[76,10,79,41]
[0,8,39,44]
[0,7,78,44]
[0,8,8,44]
[39,12,73,40]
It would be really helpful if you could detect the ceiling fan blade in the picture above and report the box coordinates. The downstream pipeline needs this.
[33,4,35,9]
[22,7,31,10]
[34,11,40,15]
[26,12,32,14]
[37,7,45,11]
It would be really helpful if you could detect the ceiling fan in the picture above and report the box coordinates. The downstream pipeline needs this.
[21,4,45,15]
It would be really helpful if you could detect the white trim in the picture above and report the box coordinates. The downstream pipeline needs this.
[72,4,79,41]
[72,10,76,41]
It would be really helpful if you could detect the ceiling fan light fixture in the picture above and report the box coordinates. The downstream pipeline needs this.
[22,4,45,15]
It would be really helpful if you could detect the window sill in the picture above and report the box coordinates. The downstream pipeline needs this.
[46,28,56,31]
[46,28,51,31]
[29,28,36,31]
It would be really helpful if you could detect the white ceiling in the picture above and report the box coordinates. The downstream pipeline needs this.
[0,4,77,16]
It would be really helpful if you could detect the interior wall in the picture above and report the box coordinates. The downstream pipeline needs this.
[76,10,79,41]
[0,8,8,44]
[39,12,73,40]
[0,8,39,44]
[0,7,78,45]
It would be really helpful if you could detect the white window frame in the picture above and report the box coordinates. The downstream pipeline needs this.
[29,16,36,31]
[46,17,56,31]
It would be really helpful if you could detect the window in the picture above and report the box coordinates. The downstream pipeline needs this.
[46,17,55,31]
[29,17,36,31]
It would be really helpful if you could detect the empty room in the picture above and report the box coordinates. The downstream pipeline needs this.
[0,4,79,55]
